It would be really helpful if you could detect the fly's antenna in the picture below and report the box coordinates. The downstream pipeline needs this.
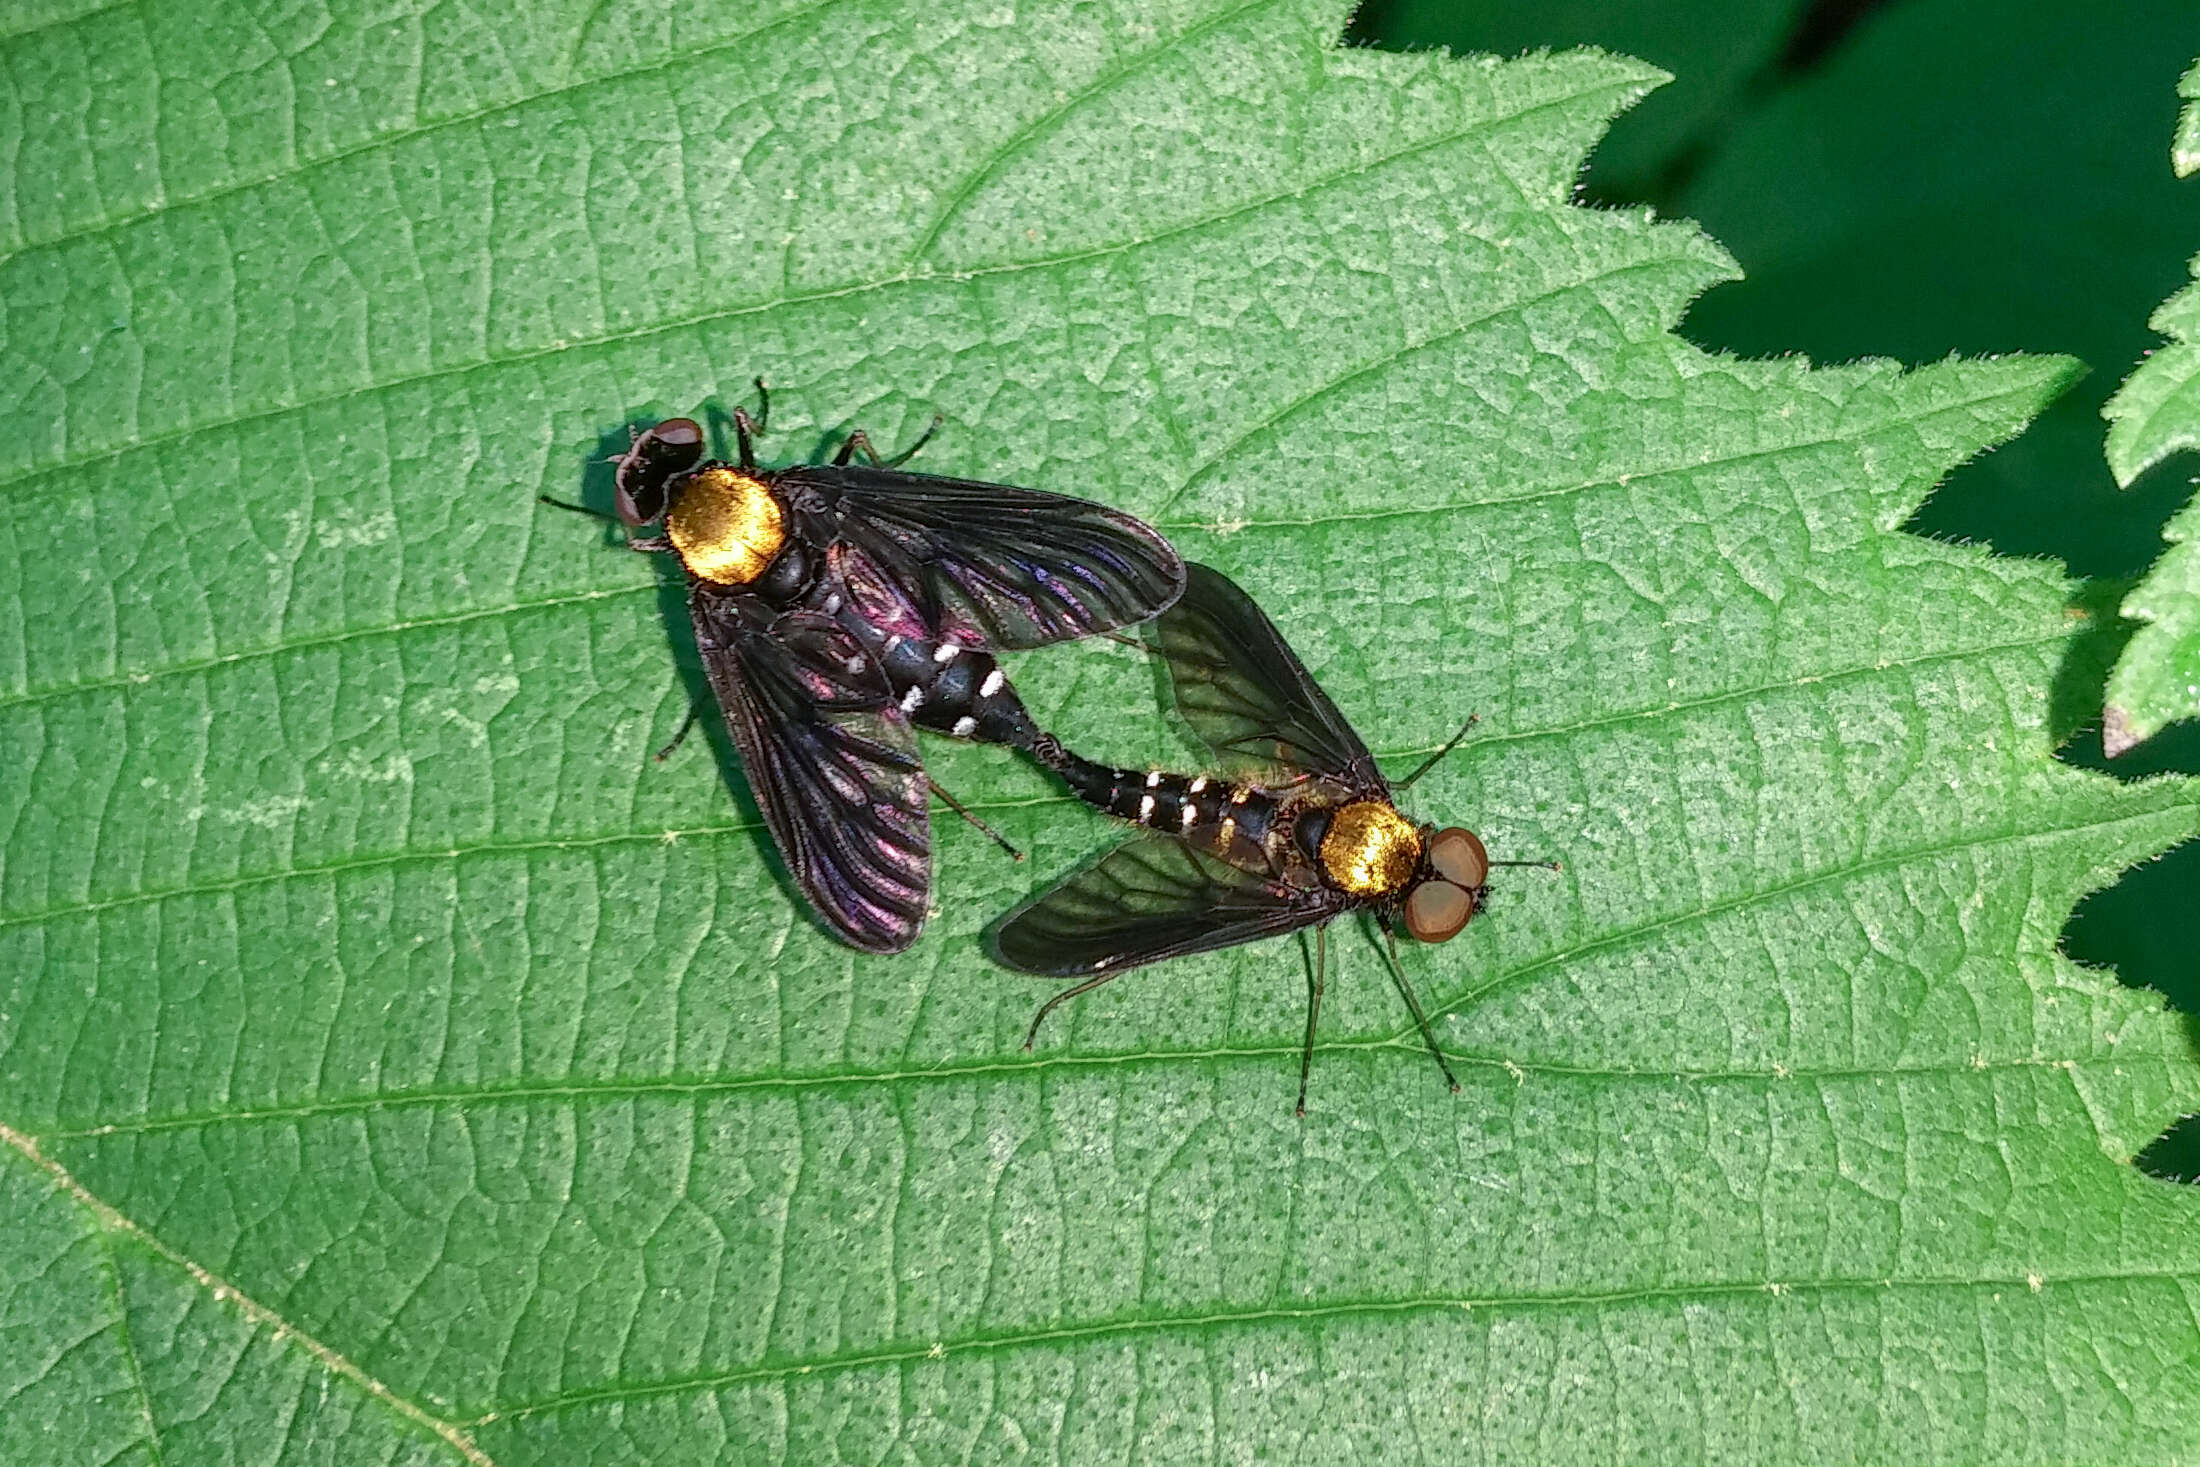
[539,494,613,521]
[1396,715,1478,791]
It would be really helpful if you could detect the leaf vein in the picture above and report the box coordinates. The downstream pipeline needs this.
[0,1120,496,1467]
[0,0,851,270]
[33,1009,2151,1141]
[0,374,2048,718]
[902,0,1286,266]
[473,1268,2200,1421]
[0,68,1651,501]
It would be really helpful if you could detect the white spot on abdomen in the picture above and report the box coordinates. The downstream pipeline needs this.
[900,685,925,714]
[951,715,978,738]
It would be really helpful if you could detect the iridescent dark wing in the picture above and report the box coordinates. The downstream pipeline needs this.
[1155,562,1382,789]
[992,832,1347,976]
[779,463,1184,650]
[691,593,932,953]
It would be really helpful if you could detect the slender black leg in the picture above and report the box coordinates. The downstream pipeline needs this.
[1099,630,1147,651]
[1397,714,1479,791]
[1380,924,1461,1093]
[836,414,945,468]
[882,413,943,467]
[928,777,1025,861]
[1023,968,1128,1049]
[728,378,772,468]
[655,705,703,762]
[1296,923,1329,1117]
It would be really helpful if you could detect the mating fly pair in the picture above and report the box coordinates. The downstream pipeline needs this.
[555,394,1549,1107]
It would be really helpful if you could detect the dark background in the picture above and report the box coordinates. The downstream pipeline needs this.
[1349,0,2200,1174]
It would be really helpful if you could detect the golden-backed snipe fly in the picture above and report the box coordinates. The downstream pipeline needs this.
[548,385,1184,954]
[999,562,1556,1113]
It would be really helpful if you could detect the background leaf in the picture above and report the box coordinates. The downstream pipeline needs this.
[1666,0,2200,581]
[2176,57,2200,178]
[2100,57,2200,756]
[7,3,2200,1464]
[2105,495,2200,756]
[1346,0,1809,201]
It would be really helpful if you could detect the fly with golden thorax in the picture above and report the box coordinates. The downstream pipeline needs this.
[998,562,1558,1114]
[540,384,1186,954]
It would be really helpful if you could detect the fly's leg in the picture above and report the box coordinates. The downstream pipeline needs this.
[1379,921,1461,1093]
[656,705,703,762]
[539,494,613,521]
[732,378,772,468]
[1023,968,1128,1050]
[539,495,668,553]
[1397,714,1479,791]
[836,414,945,468]
[928,777,1025,862]
[1296,923,1329,1117]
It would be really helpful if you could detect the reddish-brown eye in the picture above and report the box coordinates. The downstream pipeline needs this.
[1427,827,1488,889]
[1404,879,1475,942]
[615,418,709,526]
[648,417,704,452]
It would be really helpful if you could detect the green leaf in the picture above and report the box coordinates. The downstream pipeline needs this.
[2104,250,2200,491]
[2106,496,2200,755]
[2099,56,2200,755]
[4,4,2200,1464]
[1347,0,1809,198]
[2176,57,2200,178]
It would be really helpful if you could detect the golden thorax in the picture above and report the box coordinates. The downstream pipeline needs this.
[1320,800,1421,897]
[665,468,786,585]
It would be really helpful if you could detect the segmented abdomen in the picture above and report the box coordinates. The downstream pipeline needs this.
[1036,747,1277,868]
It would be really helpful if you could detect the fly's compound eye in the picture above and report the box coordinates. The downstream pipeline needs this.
[1403,878,1476,942]
[1427,827,1488,890]
[615,417,707,525]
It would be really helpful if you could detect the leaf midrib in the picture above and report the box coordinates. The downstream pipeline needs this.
[0,1122,493,1466]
